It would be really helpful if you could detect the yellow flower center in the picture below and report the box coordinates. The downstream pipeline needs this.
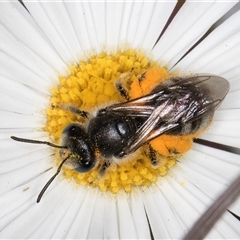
[44,49,199,194]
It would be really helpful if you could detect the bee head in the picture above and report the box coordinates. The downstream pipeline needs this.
[60,124,96,173]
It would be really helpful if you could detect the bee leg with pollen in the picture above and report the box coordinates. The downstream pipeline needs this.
[58,104,89,119]
[115,71,135,101]
[136,71,147,83]
[147,143,159,167]
[99,159,111,176]
[115,70,148,101]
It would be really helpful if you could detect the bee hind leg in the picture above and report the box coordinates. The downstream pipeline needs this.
[147,144,159,166]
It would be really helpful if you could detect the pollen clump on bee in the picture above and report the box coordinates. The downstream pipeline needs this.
[129,67,210,158]
[45,50,181,194]
[129,67,171,99]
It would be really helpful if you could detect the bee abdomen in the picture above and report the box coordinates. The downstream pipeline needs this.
[169,111,214,135]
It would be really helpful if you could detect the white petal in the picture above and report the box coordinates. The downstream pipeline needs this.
[0,2,68,74]
[0,25,58,84]
[141,186,170,239]
[103,192,119,239]
[120,2,144,49]
[214,211,240,239]
[229,196,240,217]
[51,188,86,239]
[105,2,125,51]
[0,178,69,238]
[65,188,97,239]
[152,1,237,68]
[0,93,43,116]
[29,184,97,239]
[24,2,83,64]
[170,163,239,219]
[220,89,240,109]
[64,2,102,55]
[167,170,240,238]
[87,192,104,239]
[0,2,240,239]
[174,9,240,79]
[0,52,51,94]
[159,177,225,238]
[0,133,49,160]
[0,147,51,174]
[0,152,53,196]
[0,171,61,225]
[27,184,76,239]
[0,110,45,128]
[183,144,240,184]
[177,144,240,215]
[174,161,224,197]
[202,119,240,141]
[142,185,183,239]
[133,2,176,51]
[130,189,151,239]
[87,2,106,51]
[214,109,240,121]
[201,101,240,147]
[117,191,138,239]
[0,77,48,108]
[230,77,240,92]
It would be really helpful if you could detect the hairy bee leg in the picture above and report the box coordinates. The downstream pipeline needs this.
[137,71,146,82]
[115,73,131,101]
[116,81,130,101]
[115,70,147,101]
[58,104,89,119]
[99,161,111,176]
[115,71,135,101]
[147,144,159,166]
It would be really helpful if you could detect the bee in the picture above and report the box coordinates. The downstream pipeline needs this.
[11,72,229,202]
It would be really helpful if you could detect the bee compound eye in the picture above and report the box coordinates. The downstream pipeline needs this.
[62,124,83,137]
[72,138,96,173]
[61,124,96,173]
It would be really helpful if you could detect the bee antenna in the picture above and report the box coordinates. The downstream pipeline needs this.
[37,155,70,203]
[11,136,67,149]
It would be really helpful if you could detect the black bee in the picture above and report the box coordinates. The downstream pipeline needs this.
[11,73,229,202]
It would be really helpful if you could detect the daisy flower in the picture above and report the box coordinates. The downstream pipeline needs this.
[0,1,240,239]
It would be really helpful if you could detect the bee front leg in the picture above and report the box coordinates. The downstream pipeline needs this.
[58,104,89,119]
[99,160,111,176]
[115,70,147,101]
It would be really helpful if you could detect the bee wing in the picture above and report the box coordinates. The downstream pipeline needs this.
[123,98,219,154]
[105,91,162,117]
[113,74,229,155]
[106,74,229,117]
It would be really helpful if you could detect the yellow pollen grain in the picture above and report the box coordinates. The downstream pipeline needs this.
[45,49,177,194]
[129,67,210,157]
